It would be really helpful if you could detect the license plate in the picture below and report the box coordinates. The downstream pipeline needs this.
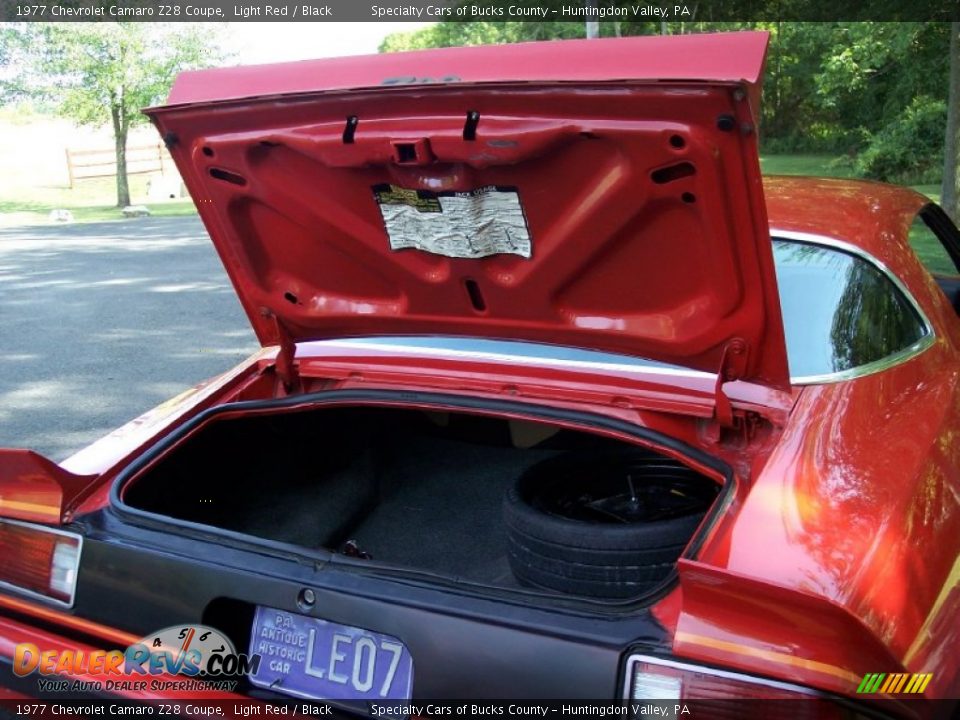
[248,606,414,702]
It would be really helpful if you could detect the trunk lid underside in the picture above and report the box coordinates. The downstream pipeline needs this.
[145,31,789,391]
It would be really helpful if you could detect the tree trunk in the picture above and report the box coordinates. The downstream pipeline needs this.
[943,22,960,222]
[584,0,598,39]
[111,103,131,208]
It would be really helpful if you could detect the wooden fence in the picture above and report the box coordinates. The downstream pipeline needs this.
[64,143,172,188]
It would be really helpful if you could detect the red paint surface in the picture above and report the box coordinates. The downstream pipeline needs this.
[146,31,788,389]
[0,450,97,524]
[161,32,769,109]
[672,178,960,699]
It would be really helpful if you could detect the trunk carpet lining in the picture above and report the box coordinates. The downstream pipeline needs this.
[190,434,554,585]
[121,407,624,589]
[347,435,560,585]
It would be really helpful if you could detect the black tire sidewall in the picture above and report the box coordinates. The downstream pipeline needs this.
[502,449,715,598]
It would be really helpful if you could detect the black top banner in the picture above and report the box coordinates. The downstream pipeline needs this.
[0,0,957,23]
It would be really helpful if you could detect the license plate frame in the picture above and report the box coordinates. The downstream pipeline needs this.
[248,606,414,703]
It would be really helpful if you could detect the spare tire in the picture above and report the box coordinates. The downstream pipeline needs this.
[503,449,719,599]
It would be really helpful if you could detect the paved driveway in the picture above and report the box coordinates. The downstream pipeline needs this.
[0,216,257,460]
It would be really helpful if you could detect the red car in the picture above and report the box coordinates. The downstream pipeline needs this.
[0,31,957,717]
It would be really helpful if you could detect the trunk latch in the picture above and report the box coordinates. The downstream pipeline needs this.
[340,539,373,560]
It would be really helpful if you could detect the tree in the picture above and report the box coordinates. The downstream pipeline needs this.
[3,23,224,208]
[378,20,953,192]
[943,22,959,222]
[379,20,584,52]
[813,23,948,148]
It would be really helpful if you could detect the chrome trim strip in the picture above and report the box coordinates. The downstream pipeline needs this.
[311,340,715,379]
[772,229,937,385]
[622,653,827,699]
[0,518,82,608]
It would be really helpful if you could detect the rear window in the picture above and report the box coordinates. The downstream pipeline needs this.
[773,239,929,379]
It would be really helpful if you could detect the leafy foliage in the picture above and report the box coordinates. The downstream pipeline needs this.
[855,97,947,184]
[380,21,583,52]
[28,24,216,129]
[0,23,43,101]
[379,20,953,186]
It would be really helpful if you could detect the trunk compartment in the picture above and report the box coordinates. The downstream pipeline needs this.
[119,402,723,600]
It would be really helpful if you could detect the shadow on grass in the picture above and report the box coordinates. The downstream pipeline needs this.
[0,198,198,225]
[0,198,58,214]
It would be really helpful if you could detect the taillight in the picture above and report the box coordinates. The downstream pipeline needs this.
[624,655,878,719]
[0,519,81,606]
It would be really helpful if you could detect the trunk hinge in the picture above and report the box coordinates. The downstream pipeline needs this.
[267,313,301,393]
[712,338,749,429]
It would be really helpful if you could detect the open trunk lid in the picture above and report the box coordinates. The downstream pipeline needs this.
[145,31,789,390]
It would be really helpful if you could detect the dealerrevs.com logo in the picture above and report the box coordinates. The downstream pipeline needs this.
[13,625,260,693]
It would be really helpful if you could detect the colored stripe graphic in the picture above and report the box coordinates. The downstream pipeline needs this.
[893,674,909,693]
[878,674,895,693]
[857,672,932,694]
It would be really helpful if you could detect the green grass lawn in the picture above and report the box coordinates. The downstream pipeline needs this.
[908,227,953,274]
[760,154,856,178]
[760,154,941,201]
[0,174,199,226]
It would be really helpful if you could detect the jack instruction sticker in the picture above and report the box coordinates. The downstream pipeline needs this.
[373,184,532,259]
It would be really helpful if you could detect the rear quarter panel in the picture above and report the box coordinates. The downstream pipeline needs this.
[674,179,960,699]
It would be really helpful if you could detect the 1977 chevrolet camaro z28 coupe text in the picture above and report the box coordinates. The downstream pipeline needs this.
[0,31,957,717]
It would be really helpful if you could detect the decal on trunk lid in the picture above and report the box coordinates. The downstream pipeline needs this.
[373,184,532,259]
